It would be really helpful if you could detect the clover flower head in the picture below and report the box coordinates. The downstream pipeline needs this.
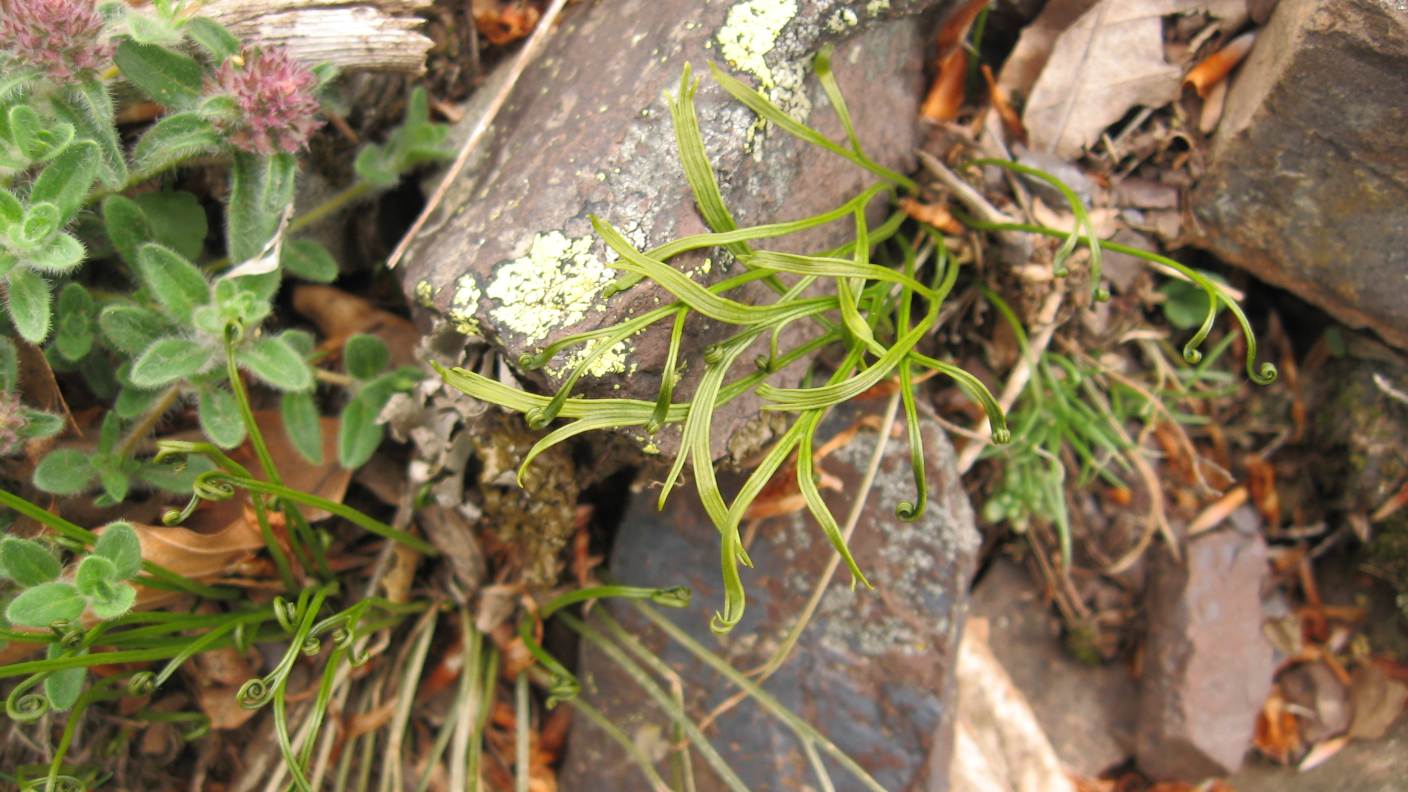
[214,47,323,156]
[0,0,114,81]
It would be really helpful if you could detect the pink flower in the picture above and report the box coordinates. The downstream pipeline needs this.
[0,0,114,81]
[213,47,323,156]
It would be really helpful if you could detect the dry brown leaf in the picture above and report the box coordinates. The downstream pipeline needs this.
[1198,75,1228,133]
[380,543,420,604]
[291,284,419,368]
[920,48,967,122]
[999,0,1102,98]
[900,197,964,234]
[1253,687,1303,764]
[196,683,259,731]
[1023,1,1244,158]
[232,412,350,522]
[472,0,540,46]
[1348,663,1408,740]
[982,63,1027,143]
[130,519,265,590]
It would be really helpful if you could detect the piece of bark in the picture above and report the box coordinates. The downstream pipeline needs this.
[202,0,434,73]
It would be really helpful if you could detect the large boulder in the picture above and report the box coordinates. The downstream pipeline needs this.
[395,0,950,454]
[1189,0,1408,349]
[560,397,980,791]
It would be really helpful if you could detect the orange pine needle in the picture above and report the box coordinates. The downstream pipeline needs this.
[1184,31,1257,98]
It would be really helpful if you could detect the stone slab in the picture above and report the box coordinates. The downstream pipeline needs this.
[560,397,980,791]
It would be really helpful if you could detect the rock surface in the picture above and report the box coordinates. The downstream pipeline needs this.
[970,558,1138,777]
[560,397,979,791]
[396,0,949,454]
[1190,0,1408,349]
[1135,509,1274,781]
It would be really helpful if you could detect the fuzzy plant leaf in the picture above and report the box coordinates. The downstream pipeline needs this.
[5,581,85,627]
[6,266,52,342]
[237,335,312,392]
[54,282,95,362]
[101,195,153,268]
[343,333,388,381]
[279,237,338,283]
[337,391,383,469]
[93,521,142,580]
[0,335,17,390]
[198,386,246,448]
[99,303,168,355]
[129,336,214,387]
[44,644,88,711]
[75,554,118,598]
[87,580,136,620]
[26,232,86,274]
[227,151,297,265]
[281,390,323,464]
[19,409,64,441]
[134,190,208,261]
[33,447,95,494]
[136,243,209,322]
[0,536,61,586]
[6,103,73,162]
[52,81,127,189]
[114,40,204,109]
[184,17,241,62]
[132,112,222,178]
[30,140,100,223]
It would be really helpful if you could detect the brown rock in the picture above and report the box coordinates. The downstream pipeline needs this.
[559,398,979,791]
[1136,510,1274,781]
[396,0,949,454]
[1190,0,1408,349]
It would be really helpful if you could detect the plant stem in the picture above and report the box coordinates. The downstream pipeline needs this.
[289,181,376,234]
[515,671,531,792]
[115,383,182,458]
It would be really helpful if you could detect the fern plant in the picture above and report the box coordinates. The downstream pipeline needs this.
[439,47,1275,636]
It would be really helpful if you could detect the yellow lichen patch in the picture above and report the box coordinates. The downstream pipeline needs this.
[551,338,638,380]
[485,231,613,343]
[449,274,482,335]
[415,279,437,308]
[866,0,890,14]
[716,0,797,90]
[826,8,859,32]
[716,0,811,152]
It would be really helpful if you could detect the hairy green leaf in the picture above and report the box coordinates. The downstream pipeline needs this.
[94,521,143,580]
[6,581,85,627]
[54,81,127,188]
[134,190,208,260]
[337,392,383,469]
[44,644,88,710]
[343,333,389,381]
[237,335,312,392]
[102,195,153,268]
[87,580,136,620]
[136,242,209,322]
[76,554,118,597]
[99,303,168,354]
[0,536,61,586]
[280,237,338,282]
[132,112,222,177]
[198,387,246,448]
[114,40,204,109]
[32,447,95,494]
[129,336,214,387]
[280,390,323,464]
[31,141,100,222]
[227,151,296,265]
[6,266,52,342]
[19,408,65,440]
[185,17,241,61]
